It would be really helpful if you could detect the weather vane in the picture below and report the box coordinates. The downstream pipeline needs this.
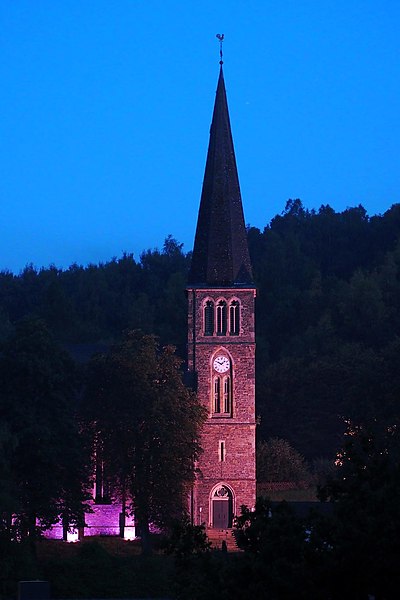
[216,33,224,64]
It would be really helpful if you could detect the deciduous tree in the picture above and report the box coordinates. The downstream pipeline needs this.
[257,437,310,484]
[0,318,90,546]
[83,330,206,553]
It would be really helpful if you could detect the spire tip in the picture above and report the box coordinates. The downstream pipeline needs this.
[216,33,224,65]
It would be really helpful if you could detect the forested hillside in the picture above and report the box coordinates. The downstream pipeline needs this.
[1,200,400,461]
[250,200,400,459]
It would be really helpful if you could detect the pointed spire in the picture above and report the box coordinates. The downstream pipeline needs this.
[188,66,254,287]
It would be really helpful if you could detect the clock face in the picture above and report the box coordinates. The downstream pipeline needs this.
[213,355,230,373]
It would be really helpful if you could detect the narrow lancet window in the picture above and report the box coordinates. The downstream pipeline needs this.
[223,376,231,414]
[229,300,240,335]
[95,448,111,504]
[204,300,214,336]
[216,300,227,335]
[219,440,226,462]
[214,377,221,413]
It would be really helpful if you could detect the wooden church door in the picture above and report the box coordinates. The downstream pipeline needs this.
[212,485,233,528]
[213,500,229,528]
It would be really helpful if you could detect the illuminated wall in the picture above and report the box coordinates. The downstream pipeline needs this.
[43,501,136,541]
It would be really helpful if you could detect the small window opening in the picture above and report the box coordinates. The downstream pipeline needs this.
[229,301,240,335]
[204,300,214,336]
[214,377,221,413]
[223,376,231,414]
[95,457,111,504]
[216,300,227,335]
[219,440,226,462]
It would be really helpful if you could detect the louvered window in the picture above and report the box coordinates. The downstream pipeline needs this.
[204,300,214,336]
[229,300,240,335]
[216,300,227,335]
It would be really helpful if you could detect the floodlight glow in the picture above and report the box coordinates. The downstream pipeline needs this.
[124,526,136,541]
[67,529,79,543]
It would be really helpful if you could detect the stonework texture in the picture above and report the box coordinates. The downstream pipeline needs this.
[187,287,256,527]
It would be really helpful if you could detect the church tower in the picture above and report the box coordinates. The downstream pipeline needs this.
[187,62,256,530]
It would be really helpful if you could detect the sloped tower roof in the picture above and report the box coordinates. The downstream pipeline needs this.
[188,66,254,287]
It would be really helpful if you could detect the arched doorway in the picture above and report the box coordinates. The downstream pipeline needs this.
[211,484,233,529]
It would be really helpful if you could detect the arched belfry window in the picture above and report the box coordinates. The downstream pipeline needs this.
[204,300,214,336]
[216,300,227,335]
[229,300,240,335]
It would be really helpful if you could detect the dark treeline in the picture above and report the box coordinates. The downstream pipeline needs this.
[1,201,400,461]
[250,200,400,460]
[0,235,190,355]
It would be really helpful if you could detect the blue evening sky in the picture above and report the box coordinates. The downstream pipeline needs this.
[1,1,399,273]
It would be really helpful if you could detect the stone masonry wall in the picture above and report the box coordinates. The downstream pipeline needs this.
[187,287,257,527]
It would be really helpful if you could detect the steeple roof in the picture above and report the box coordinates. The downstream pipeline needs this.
[188,66,254,287]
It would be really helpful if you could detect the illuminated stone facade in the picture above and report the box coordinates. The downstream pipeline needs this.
[43,502,136,541]
[187,288,256,527]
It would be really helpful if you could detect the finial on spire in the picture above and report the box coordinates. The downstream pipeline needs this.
[216,33,224,65]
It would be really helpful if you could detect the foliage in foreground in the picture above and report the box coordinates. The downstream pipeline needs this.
[3,414,400,600]
[39,539,173,600]
[170,417,400,600]
[82,329,206,554]
[164,517,211,559]
[233,418,400,600]
[0,318,90,545]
